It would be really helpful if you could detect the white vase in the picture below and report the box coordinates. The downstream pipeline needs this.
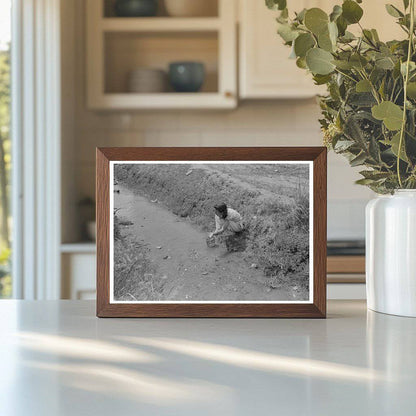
[366,190,416,317]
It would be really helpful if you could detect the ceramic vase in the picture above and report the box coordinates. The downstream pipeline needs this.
[366,190,416,317]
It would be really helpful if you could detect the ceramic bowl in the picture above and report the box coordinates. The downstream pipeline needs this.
[114,0,158,17]
[168,62,205,93]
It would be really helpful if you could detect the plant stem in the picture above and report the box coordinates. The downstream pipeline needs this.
[397,0,415,188]
[358,69,380,104]
[334,68,357,83]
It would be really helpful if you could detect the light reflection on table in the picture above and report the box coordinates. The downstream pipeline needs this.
[0,300,415,415]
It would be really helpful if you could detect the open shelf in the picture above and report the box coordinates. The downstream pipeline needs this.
[61,242,96,254]
[101,17,221,32]
[91,92,235,109]
[86,0,236,109]
[103,0,219,18]
[104,31,219,94]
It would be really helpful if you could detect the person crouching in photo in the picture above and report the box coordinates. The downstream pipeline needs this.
[209,203,244,239]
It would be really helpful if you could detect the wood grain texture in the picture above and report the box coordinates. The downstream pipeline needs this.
[96,147,327,318]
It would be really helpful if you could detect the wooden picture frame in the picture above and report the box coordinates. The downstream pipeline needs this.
[96,147,327,318]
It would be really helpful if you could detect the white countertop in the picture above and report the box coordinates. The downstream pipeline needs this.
[0,300,415,415]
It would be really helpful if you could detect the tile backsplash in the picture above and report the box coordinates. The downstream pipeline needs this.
[71,100,373,242]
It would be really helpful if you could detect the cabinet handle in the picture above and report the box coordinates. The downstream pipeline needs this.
[225,91,234,98]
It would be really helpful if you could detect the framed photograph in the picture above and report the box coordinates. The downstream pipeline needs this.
[96,147,327,318]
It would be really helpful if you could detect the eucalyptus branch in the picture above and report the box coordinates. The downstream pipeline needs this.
[358,69,381,104]
[267,0,416,193]
[334,68,358,83]
[390,79,398,101]
[397,0,415,187]
[393,85,404,103]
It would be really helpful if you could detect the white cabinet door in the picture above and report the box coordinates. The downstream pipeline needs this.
[62,253,96,300]
[238,0,403,99]
[239,0,321,99]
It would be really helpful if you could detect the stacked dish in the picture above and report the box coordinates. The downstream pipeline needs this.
[127,68,167,93]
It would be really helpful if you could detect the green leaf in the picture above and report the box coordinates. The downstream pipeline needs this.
[375,56,395,70]
[304,8,329,35]
[403,0,410,9]
[356,79,372,92]
[350,53,368,69]
[313,74,332,85]
[294,33,315,57]
[334,139,355,151]
[336,15,348,36]
[369,136,381,162]
[306,48,335,75]
[328,21,338,45]
[276,8,289,24]
[348,92,376,107]
[371,29,380,42]
[344,113,368,147]
[407,82,416,99]
[296,57,307,69]
[330,5,343,22]
[385,4,403,18]
[295,8,307,22]
[333,59,353,70]
[350,152,368,167]
[401,61,416,76]
[359,170,391,180]
[317,22,338,53]
[370,67,385,85]
[356,178,377,185]
[318,32,333,52]
[280,8,288,19]
[342,0,363,24]
[393,61,402,79]
[371,101,404,130]
[379,78,386,99]
[340,31,356,42]
[266,0,287,11]
[277,23,299,42]
[362,29,375,44]
[383,132,409,162]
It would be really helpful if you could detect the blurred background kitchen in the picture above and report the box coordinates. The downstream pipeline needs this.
[1,0,402,301]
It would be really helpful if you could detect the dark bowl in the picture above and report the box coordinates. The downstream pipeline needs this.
[168,62,205,93]
[114,0,158,17]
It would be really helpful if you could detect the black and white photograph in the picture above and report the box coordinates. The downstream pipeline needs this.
[110,161,313,303]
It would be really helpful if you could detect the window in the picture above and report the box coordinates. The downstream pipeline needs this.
[0,0,11,298]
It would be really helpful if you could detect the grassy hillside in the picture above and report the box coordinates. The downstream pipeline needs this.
[115,163,310,290]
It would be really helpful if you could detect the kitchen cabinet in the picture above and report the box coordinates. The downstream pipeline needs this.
[238,0,404,99]
[239,0,322,99]
[86,0,237,109]
[61,244,96,300]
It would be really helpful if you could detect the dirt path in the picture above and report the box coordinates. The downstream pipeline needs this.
[114,186,295,301]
